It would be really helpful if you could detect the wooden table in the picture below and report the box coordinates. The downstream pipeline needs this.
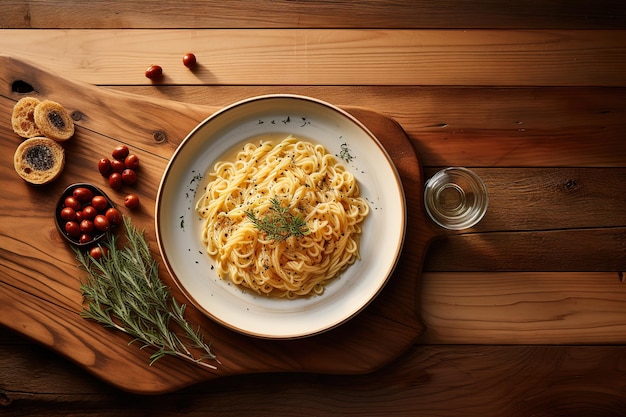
[1,1,626,415]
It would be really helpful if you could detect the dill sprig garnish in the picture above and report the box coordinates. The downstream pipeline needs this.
[74,216,218,370]
[245,197,309,241]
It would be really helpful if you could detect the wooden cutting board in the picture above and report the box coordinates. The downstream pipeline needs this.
[0,56,435,394]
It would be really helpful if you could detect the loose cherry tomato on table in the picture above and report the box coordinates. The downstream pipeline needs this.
[183,53,197,69]
[112,145,130,161]
[98,158,112,176]
[89,246,109,260]
[121,168,137,185]
[124,154,140,170]
[110,159,125,173]
[124,194,140,209]
[145,64,163,80]
[99,146,141,191]
[108,172,123,190]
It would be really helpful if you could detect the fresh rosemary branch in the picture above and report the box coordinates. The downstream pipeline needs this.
[245,197,309,241]
[75,216,218,370]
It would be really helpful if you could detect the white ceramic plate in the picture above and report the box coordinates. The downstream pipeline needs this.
[155,95,406,339]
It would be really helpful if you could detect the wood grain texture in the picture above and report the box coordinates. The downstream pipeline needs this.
[0,29,625,86]
[108,85,626,168]
[0,56,428,393]
[2,56,625,397]
[1,0,626,413]
[2,0,625,29]
[423,167,626,271]
[2,329,626,417]
[419,271,626,344]
[425,228,626,271]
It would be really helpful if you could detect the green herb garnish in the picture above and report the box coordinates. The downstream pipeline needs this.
[75,216,218,370]
[245,197,309,241]
[338,142,354,163]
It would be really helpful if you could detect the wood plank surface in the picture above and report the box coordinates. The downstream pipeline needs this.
[2,329,626,417]
[2,0,626,415]
[2,0,625,29]
[109,85,626,168]
[425,229,626,271]
[419,271,626,344]
[0,29,625,86]
[0,56,430,392]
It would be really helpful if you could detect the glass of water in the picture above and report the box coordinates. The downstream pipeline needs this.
[424,167,488,230]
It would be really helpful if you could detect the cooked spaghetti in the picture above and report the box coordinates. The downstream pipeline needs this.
[195,136,369,298]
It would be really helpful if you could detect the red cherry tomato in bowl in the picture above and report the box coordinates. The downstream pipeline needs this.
[60,207,76,221]
[64,196,81,211]
[93,214,110,232]
[73,187,93,203]
[105,207,123,226]
[91,195,109,211]
[56,183,117,247]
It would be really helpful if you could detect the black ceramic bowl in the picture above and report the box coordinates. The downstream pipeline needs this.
[55,183,117,247]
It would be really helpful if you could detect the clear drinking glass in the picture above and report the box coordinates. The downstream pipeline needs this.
[424,167,488,230]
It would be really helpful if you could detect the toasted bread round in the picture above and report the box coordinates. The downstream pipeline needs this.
[13,137,65,185]
[34,99,75,141]
[11,97,43,138]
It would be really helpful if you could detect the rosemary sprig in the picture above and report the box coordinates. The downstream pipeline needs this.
[74,216,218,370]
[245,197,309,241]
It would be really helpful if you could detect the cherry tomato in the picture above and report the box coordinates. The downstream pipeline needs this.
[89,246,108,259]
[145,64,163,80]
[64,196,82,211]
[81,205,97,220]
[73,187,93,203]
[79,234,93,244]
[108,172,123,190]
[124,154,140,170]
[80,219,94,234]
[64,221,80,238]
[124,194,140,209]
[105,207,122,226]
[110,159,125,173]
[121,168,137,185]
[91,195,109,211]
[60,207,76,221]
[112,145,130,161]
[93,214,110,232]
[182,53,197,68]
[98,158,112,176]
